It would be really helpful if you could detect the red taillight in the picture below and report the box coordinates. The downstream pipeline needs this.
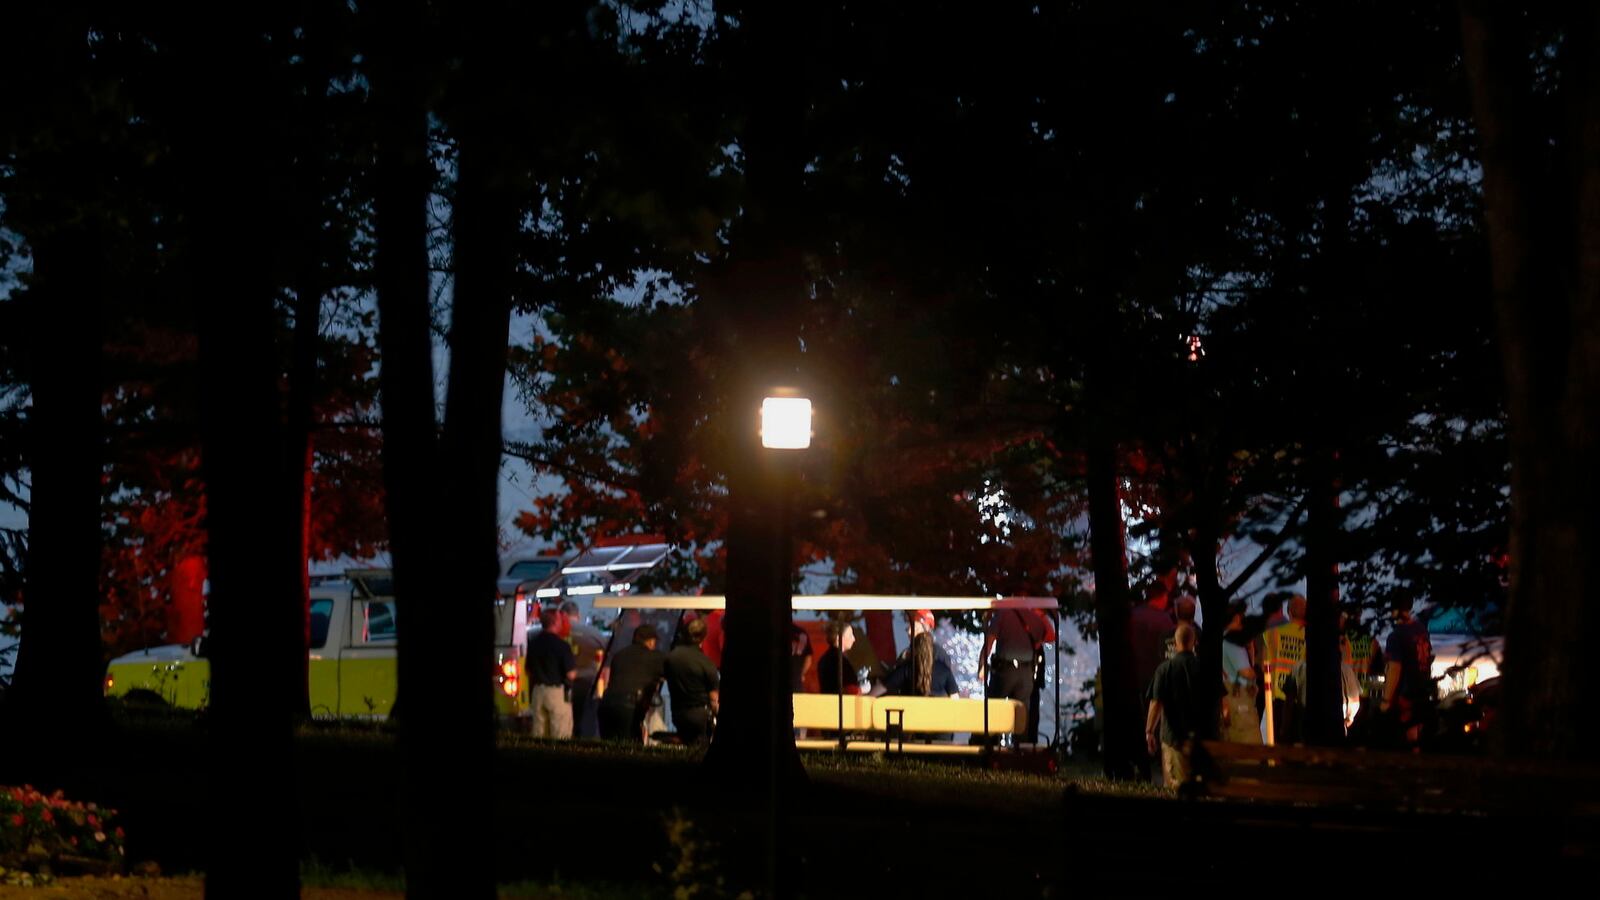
[497,659,520,697]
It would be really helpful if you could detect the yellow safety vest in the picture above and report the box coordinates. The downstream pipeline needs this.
[1261,622,1306,702]
[1346,632,1378,697]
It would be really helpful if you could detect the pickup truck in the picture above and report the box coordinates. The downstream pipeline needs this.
[103,569,533,722]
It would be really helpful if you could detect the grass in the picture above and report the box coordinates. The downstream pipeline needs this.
[11,711,1584,892]
[82,717,1087,894]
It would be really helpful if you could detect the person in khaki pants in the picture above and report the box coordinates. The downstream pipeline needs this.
[528,607,577,739]
[1144,623,1206,787]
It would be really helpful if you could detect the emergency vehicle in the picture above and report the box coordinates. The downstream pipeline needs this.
[103,539,671,722]
[103,568,535,721]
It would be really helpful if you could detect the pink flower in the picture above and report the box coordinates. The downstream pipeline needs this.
[70,837,79,847]
[41,810,53,824]
[87,814,100,827]
[114,827,125,839]
[9,814,21,827]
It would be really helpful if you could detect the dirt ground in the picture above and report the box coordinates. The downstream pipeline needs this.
[0,877,402,900]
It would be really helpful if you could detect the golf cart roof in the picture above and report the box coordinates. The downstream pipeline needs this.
[594,595,1059,611]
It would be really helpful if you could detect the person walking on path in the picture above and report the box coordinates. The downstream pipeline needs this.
[527,607,577,740]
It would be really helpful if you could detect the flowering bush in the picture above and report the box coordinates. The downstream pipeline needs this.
[0,785,127,872]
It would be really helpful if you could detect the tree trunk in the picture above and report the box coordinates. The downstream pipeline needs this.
[2,3,107,785]
[283,277,320,719]
[183,21,304,891]
[9,228,107,770]
[366,3,488,897]
[1460,1,1600,760]
[1191,515,1226,743]
[1086,417,1140,780]
[1302,450,1345,746]
[419,33,517,894]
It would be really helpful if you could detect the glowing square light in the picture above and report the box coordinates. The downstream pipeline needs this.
[760,397,812,449]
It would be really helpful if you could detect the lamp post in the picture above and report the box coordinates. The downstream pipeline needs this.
[707,389,811,898]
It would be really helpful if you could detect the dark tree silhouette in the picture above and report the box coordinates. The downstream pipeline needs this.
[1,5,110,768]
[1460,0,1600,760]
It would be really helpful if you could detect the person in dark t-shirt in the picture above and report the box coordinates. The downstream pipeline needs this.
[665,617,720,743]
[598,623,666,742]
[818,622,860,695]
[1145,623,1208,787]
[526,607,577,739]
[1381,600,1434,749]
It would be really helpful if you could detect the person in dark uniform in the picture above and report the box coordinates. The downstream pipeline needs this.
[526,607,577,739]
[664,617,719,744]
[597,623,665,742]
[980,606,1051,739]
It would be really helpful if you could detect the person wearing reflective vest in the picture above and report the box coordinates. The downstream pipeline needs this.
[1259,594,1307,745]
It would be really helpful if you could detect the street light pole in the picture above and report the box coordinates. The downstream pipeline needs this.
[706,389,811,897]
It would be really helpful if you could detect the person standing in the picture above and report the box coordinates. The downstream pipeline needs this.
[1219,602,1262,744]
[1144,623,1208,787]
[1024,610,1058,745]
[1260,594,1308,744]
[561,600,606,738]
[664,617,720,744]
[1380,599,1434,750]
[1163,594,1201,659]
[527,608,577,740]
[979,605,1050,731]
[1130,581,1176,694]
[597,623,666,742]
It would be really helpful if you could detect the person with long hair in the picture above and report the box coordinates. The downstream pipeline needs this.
[870,611,958,699]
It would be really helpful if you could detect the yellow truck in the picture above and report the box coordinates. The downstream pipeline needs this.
[103,569,534,722]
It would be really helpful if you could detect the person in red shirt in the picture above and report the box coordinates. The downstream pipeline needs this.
[980,606,1056,745]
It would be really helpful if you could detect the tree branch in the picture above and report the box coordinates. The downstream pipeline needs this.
[1222,493,1310,599]
[500,440,638,493]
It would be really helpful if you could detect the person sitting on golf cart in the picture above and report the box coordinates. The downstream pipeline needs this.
[869,610,959,699]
